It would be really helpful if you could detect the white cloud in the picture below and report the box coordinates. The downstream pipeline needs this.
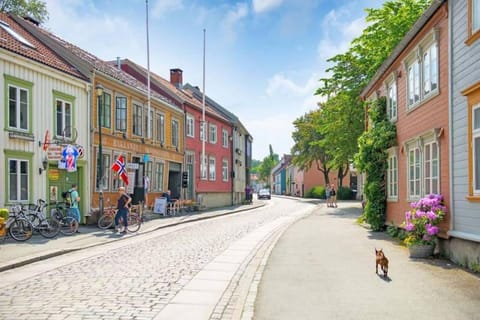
[252,0,284,14]
[266,73,318,97]
[221,2,249,41]
[151,0,184,18]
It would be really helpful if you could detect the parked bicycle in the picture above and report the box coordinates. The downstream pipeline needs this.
[97,201,141,233]
[2,204,33,242]
[50,202,79,236]
[25,199,60,238]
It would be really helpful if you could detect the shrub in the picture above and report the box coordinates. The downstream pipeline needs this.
[305,185,326,199]
[337,186,353,200]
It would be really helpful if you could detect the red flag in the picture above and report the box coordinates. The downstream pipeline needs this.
[111,155,129,185]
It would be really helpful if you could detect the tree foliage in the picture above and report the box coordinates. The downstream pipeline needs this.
[312,0,431,188]
[0,0,48,24]
[257,145,278,183]
[291,110,332,184]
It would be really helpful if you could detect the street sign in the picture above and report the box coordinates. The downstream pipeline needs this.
[47,145,62,160]
[126,163,139,169]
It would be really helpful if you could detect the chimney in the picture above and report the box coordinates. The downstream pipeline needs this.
[116,57,121,70]
[170,68,183,88]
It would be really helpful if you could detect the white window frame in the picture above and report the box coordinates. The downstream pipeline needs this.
[222,129,229,148]
[200,121,206,142]
[424,141,439,195]
[8,84,29,132]
[172,118,179,147]
[386,78,398,122]
[55,99,72,138]
[209,156,216,181]
[222,159,229,182]
[472,0,480,34]
[387,151,398,200]
[133,103,143,136]
[407,145,421,199]
[200,153,207,180]
[8,158,29,202]
[405,32,439,110]
[186,114,195,137]
[473,103,480,194]
[156,113,165,144]
[209,124,217,144]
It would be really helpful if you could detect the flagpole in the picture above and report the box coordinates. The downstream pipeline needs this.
[202,28,206,184]
[146,0,151,140]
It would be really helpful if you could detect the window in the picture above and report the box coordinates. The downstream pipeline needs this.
[387,154,398,199]
[424,141,439,195]
[387,80,397,121]
[406,39,439,109]
[100,92,111,128]
[6,75,32,132]
[209,124,217,143]
[133,104,143,136]
[200,153,207,180]
[423,43,438,96]
[408,146,421,198]
[209,156,216,180]
[112,153,126,190]
[96,151,110,191]
[116,96,127,132]
[467,0,480,44]
[200,122,207,141]
[154,162,165,191]
[222,159,229,182]
[222,129,229,148]
[463,82,480,199]
[407,59,420,106]
[186,114,195,137]
[172,119,179,147]
[55,99,72,138]
[156,113,165,143]
[144,109,153,139]
[8,158,29,202]
[145,161,152,188]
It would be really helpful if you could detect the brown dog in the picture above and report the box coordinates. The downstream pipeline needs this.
[375,248,389,278]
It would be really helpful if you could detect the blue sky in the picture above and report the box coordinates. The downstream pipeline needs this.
[44,0,384,160]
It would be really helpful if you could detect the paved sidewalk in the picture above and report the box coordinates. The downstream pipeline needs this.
[0,202,264,272]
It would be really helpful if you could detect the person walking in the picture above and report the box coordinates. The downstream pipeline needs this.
[68,184,81,232]
[115,186,131,234]
[325,184,331,207]
[330,183,337,208]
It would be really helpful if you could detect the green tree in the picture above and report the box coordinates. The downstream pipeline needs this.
[0,0,48,24]
[258,145,278,183]
[314,0,431,187]
[291,110,332,184]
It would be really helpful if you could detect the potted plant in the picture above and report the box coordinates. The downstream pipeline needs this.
[403,194,447,258]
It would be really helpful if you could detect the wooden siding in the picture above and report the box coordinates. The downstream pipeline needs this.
[1,53,89,206]
[450,0,480,237]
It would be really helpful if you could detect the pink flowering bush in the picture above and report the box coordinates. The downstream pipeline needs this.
[403,194,447,247]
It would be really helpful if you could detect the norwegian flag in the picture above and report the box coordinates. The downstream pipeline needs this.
[111,155,129,185]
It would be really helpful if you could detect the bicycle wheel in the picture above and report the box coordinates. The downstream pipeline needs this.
[98,214,114,229]
[38,217,60,238]
[8,218,33,241]
[127,213,141,233]
[59,216,79,236]
[26,213,41,233]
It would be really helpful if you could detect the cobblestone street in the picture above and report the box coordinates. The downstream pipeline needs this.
[0,198,315,320]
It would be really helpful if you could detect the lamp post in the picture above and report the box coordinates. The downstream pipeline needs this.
[96,83,104,217]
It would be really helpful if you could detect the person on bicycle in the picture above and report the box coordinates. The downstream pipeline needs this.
[115,187,131,234]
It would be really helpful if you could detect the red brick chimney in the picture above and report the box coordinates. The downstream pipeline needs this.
[170,68,183,88]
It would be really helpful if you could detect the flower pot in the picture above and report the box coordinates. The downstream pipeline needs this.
[408,243,435,258]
